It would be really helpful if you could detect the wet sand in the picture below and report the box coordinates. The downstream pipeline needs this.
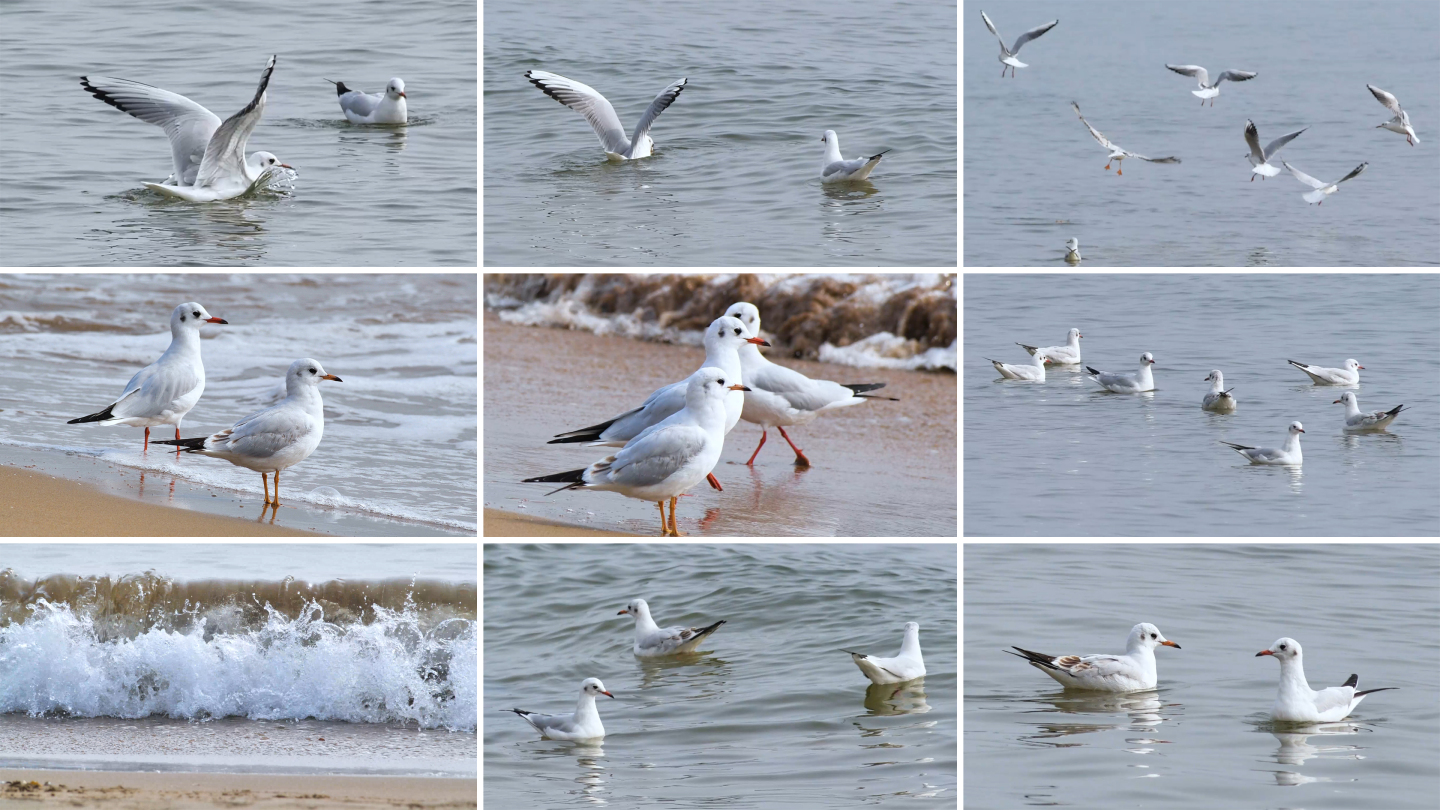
[0,770,475,809]
[483,311,957,537]
[1,465,319,537]
[484,507,638,537]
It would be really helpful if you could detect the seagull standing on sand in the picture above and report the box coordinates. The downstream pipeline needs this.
[1282,162,1367,205]
[1257,638,1396,723]
[525,70,686,161]
[1244,120,1306,181]
[1367,84,1419,146]
[1166,64,1257,106]
[1220,421,1305,465]
[324,78,407,124]
[842,622,925,685]
[980,11,1058,78]
[1072,102,1180,176]
[820,130,889,183]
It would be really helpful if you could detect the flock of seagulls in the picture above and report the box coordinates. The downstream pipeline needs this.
[977,10,1423,261]
[987,327,1408,467]
[507,602,926,741]
[1005,624,1396,724]
[525,70,887,182]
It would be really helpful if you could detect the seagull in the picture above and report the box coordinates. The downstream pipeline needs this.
[1165,64,1257,106]
[508,678,614,741]
[1367,84,1418,146]
[980,11,1058,78]
[525,69,686,161]
[723,302,898,468]
[1004,623,1180,692]
[1244,120,1306,181]
[617,599,725,657]
[1287,358,1362,386]
[522,368,746,536]
[1202,370,1237,412]
[1220,421,1305,465]
[67,303,227,451]
[842,622,925,685]
[1257,638,1396,723]
[1072,102,1180,176]
[152,359,342,507]
[988,352,1048,381]
[1064,238,1081,263]
[1333,392,1405,432]
[80,55,292,201]
[820,130,889,183]
[1283,161,1367,205]
[1086,352,1156,393]
[1018,328,1082,364]
[324,77,407,124]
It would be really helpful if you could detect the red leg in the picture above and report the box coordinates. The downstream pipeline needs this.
[143,426,150,452]
[1104,162,1111,170]
[776,426,811,467]
[745,428,768,466]
[1116,166,1123,176]
[706,472,723,491]
[1250,174,1255,182]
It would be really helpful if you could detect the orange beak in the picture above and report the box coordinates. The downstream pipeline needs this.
[1160,640,1180,649]
[1256,649,1274,657]
[617,608,630,616]
[746,336,770,346]
[601,690,614,698]
[206,316,228,324]
[728,384,750,391]
[321,374,342,382]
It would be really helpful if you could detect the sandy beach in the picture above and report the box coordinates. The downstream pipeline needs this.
[484,507,637,537]
[484,309,957,537]
[1,465,319,537]
[0,770,475,809]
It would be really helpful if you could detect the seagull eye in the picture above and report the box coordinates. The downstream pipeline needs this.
[309,367,317,374]
[1150,634,1156,639]
[192,311,201,318]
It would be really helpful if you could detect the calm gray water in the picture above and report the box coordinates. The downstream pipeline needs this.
[484,0,957,266]
[964,544,1440,810]
[485,543,957,808]
[963,274,1440,536]
[0,0,476,266]
[963,1,1440,266]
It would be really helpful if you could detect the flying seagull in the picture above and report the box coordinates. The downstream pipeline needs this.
[980,11,1058,78]
[1166,64,1257,106]
[1072,102,1180,176]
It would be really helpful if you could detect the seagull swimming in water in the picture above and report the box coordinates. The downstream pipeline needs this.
[1367,84,1418,146]
[980,11,1058,78]
[1064,238,1081,263]
[1166,64,1257,106]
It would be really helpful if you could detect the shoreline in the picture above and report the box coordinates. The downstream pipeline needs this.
[484,507,639,537]
[1,464,320,537]
[0,769,475,809]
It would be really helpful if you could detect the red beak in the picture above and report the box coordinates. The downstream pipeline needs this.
[206,317,228,324]
[746,336,770,346]
[1256,649,1275,657]
[601,690,614,698]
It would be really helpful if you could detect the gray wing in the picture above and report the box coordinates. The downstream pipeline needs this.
[194,55,274,187]
[823,156,872,178]
[606,423,708,488]
[1262,127,1306,160]
[1334,162,1367,186]
[1244,120,1266,162]
[749,362,853,412]
[1366,84,1403,115]
[111,361,201,419]
[1071,102,1113,150]
[1166,64,1209,86]
[980,11,1006,50]
[1311,685,1355,716]
[1010,20,1058,54]
[1215,70,1257,85]
[212,402,315,460]
[338,89,383,118]
[1283,162,1327,189]
[80,75,221,185]
[629,78,687,150]
[526,70,630,155]
[1133,153,1180,163]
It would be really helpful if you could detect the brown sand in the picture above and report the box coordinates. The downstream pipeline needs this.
[0,770,474,809]
[484,507,638,537]
[0,466,319,537]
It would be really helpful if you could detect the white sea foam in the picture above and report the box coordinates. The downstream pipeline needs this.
[0,599,476,731]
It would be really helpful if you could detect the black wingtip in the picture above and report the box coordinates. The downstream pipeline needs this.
[1355,687,1398,697]
[150,436,208,451]
[1342,674,1359,688]
[68,402,117,424]
[1085,366,1101,375]
[521,468,587,484]
[324,78,351,95]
